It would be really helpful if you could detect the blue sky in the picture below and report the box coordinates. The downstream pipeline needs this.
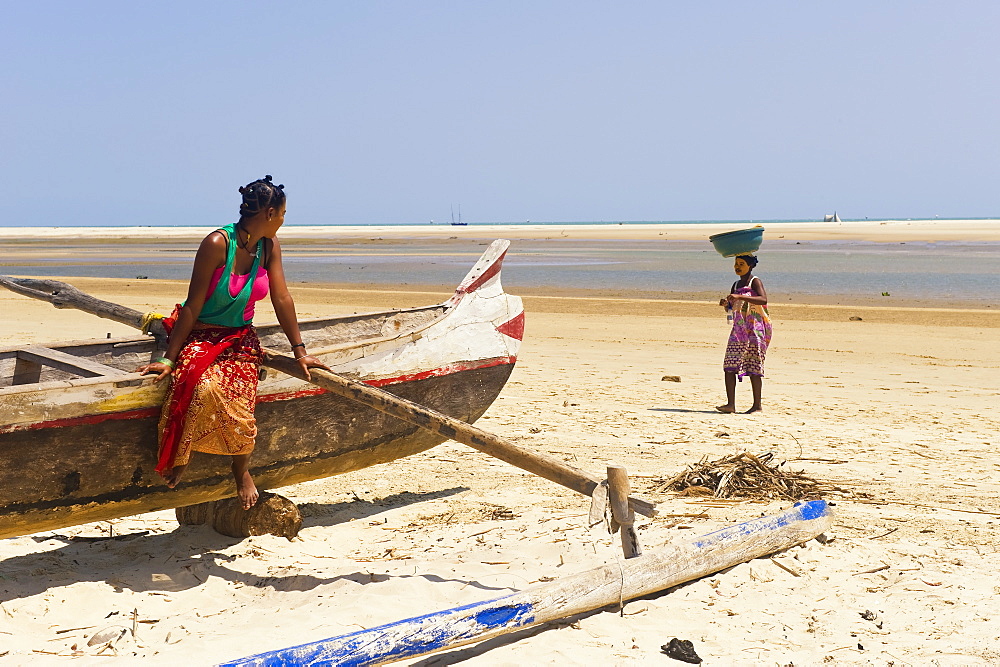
[2,2,997,226]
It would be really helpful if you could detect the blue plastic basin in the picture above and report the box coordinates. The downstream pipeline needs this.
[709,227,764,257]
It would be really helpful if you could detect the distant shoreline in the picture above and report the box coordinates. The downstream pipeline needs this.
[2,218,999,242]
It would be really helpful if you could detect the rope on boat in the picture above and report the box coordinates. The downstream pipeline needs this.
[140,311,165,335]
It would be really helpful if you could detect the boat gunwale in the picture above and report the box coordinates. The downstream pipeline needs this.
[0,301,449,357]
[253,301,449,339]
[0,300,458,398]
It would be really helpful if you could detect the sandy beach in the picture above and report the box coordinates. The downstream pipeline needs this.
[1,223,999,665]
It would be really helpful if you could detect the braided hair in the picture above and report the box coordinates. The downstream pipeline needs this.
[238,175,286,219]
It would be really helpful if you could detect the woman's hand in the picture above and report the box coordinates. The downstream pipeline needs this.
[719,297,728,307]
[136,361,174,383]
[295,354,331,382]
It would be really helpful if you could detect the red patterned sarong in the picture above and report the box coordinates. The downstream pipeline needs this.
[155,321,262,475]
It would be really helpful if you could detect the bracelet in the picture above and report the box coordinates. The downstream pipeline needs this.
[154,357,175,370]
[291,343,306,349]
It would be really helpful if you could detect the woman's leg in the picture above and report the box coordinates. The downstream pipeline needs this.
[746,375,763,413]
[717,372,737,412]
[231,454,259,509]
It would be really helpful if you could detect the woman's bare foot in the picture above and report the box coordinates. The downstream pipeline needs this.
[231,454,258,509]
[715,404,736,413]
[234,470,259,510]
[744,405,763,414]
[160,464,187,488]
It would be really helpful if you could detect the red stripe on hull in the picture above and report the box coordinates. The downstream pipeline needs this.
[0,356,517,434]
[366,356,516,387]
[496,311,525,341]
[258,387,327,403]
[0,407,161,435]
[457,250,507,294]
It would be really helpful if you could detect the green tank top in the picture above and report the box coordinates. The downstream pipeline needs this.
[191,222,263,327]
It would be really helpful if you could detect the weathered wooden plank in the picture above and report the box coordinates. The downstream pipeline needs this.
[18,346,129,378]
[11,356,42,385]
[220,500,833,667]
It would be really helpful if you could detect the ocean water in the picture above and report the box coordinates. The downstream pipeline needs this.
[2,237,997,304]
[13,217,997,227]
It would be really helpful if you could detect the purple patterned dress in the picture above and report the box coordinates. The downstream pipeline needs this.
[723,278,772,379]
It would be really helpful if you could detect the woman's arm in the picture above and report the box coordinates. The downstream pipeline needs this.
[737,277,768,305]
[266,237,330,380]
[137,232,226,382]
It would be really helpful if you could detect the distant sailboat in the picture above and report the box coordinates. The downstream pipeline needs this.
[823,212,841,223]
[451,205,467,226]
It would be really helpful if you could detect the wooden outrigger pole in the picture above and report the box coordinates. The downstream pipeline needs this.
[0,276,656,518]
[220,500,833,667]
[266,356,656,517]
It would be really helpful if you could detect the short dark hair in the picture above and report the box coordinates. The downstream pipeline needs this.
[736,254,759,268]
[238,175,285,219]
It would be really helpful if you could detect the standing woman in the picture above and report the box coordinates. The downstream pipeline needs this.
[716,254,771,414]
[137,176,329,509]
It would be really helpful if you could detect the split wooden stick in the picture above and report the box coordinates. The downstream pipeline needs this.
[607,464,642,558]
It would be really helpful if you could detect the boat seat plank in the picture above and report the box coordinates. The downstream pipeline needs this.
[17,346,129,378]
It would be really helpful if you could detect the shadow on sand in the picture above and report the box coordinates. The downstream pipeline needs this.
[0,487,470,604]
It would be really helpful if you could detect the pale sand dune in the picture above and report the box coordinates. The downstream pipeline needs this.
[1,274,998,665]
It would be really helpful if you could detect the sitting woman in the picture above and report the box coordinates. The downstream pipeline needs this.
[137,175,329,509]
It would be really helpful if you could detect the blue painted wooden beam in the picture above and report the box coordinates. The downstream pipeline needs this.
[220,500,832,667]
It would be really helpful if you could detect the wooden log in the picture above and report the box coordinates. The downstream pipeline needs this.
[0,276,157,333]
[607,465,641,559]
[175,492,302,539]
[220,500,833,667]
[0,276,656,517]
[175,501,212,527]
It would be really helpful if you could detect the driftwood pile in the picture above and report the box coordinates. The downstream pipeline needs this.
[654,452,828,501]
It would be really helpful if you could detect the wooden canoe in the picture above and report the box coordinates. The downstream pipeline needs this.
[0,240,524,539]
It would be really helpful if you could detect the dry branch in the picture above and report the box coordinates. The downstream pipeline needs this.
[653,452,837,501]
